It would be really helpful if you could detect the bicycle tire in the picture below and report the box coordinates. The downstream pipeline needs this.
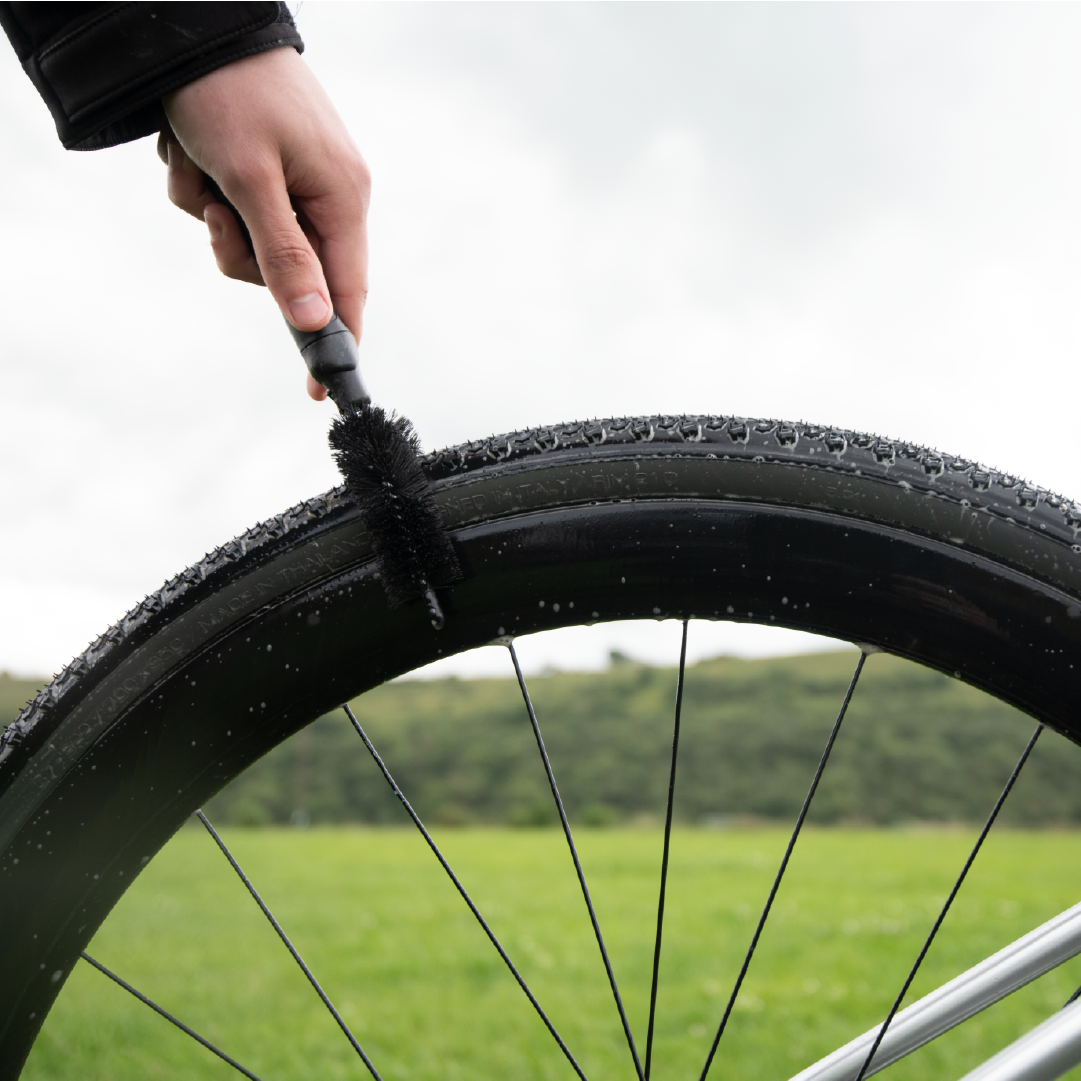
[3,413,1081,1077]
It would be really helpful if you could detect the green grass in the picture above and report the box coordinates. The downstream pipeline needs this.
[23,826,1081,1081]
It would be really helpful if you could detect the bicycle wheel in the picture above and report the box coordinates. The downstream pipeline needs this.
[3,413,1081,1078]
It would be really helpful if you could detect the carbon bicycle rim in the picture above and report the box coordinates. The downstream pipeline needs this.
[3,414,1081,1078]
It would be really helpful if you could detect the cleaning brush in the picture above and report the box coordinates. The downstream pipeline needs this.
[198,175,458,626]
[287,317,461,629]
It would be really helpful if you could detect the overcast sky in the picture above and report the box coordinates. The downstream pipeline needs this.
[2,3,1080,678]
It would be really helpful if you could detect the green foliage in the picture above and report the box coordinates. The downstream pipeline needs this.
[25,827,1081,1080]
[0,671,43,726]
[203,651,1081,828]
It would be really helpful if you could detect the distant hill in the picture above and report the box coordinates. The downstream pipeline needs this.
[6,655,1078,827]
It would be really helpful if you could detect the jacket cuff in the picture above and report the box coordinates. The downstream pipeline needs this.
[6,3,303,150]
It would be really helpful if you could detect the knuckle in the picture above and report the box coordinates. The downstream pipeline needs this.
[217,163,268,197]
[338,143,369,177]
[259,234,316,278]
[337,152,372,206]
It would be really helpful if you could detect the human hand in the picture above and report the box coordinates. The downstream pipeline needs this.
[158,47,370,401]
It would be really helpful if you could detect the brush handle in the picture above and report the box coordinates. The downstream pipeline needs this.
[202,175,370,414]
[286,315,371,413]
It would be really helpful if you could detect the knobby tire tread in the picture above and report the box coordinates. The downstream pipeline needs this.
[5,414,1078,768]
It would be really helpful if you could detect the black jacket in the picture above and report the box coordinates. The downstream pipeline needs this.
[0,2,303,150]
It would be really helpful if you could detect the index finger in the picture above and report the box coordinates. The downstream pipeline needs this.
[292,164,370,344]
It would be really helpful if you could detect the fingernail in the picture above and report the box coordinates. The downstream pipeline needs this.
[289,292,331,326]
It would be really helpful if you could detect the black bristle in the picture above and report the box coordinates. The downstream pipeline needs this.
[328,403,461,609]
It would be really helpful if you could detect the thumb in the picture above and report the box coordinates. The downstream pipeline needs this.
[238,180,332,332]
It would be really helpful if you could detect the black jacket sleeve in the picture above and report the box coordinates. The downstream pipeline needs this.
[0,2,303,150]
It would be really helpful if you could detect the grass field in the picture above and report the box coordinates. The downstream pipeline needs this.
[23,825,1081,1081]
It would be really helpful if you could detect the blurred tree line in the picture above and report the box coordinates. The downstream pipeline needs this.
[4,650,1078,828]
[209,650,1081,828]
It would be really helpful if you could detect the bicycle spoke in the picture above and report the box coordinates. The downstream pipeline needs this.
[81,951,263,1081]
[854,723,1045,1081]
[644,618,689,1081]
[699,650,869,1081]
[196,810,382,1081]
[342,703,590,1081]
[508,642,645,1081]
